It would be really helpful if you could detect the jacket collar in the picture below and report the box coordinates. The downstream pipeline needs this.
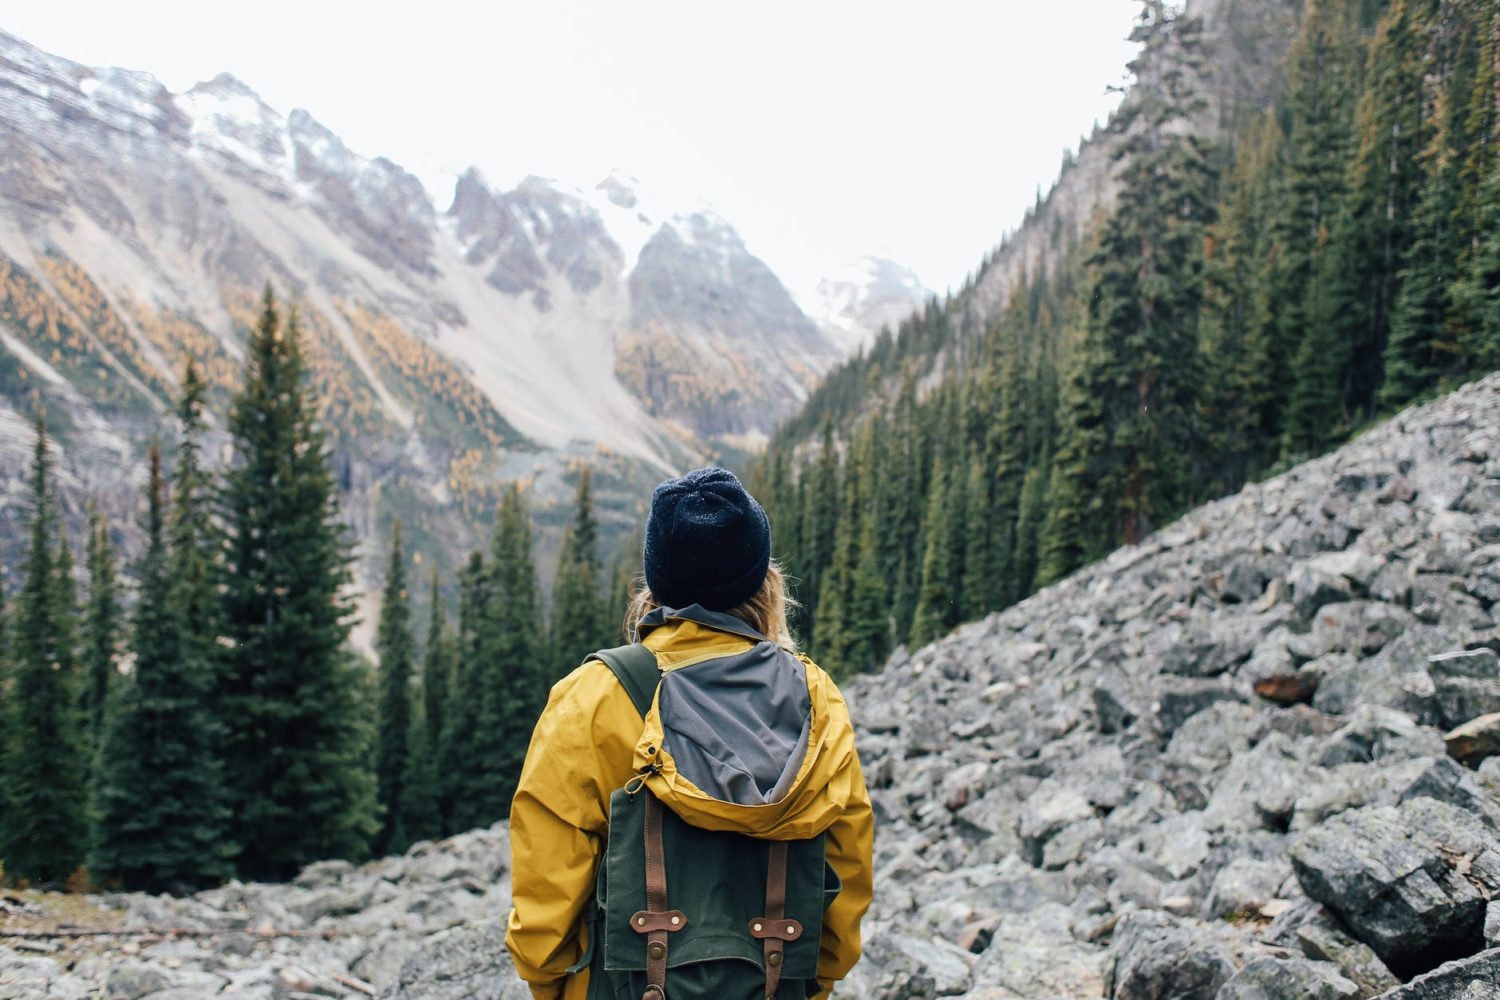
[637,604,767,644]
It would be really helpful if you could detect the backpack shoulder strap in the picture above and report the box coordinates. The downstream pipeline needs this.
[592,643,661,719]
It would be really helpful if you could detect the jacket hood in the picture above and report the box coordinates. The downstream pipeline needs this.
[631,607,863,841]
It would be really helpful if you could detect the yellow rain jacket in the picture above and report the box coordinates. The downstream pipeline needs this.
[505,610,874,1000]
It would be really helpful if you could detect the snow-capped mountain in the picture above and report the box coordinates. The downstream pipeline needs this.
[803,256,931,354]
[0,28,915,595]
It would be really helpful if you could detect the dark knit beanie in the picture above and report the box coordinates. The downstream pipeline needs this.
[644,467,771,612]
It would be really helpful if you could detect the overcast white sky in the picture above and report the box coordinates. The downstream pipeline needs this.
[4,1,1141,298]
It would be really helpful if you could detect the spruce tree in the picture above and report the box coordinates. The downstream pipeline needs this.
[81,504,119,755]
[550,467,609,672]
[1446,1,1500,376]
[1383,86,1465,407]
[441,551,489,832]
[1308,0,1432,435]
[399,696,442,847]
[374,522,415,855]
[1,414,88,886]
[419,569,454,834]
[94,446,235,891]
[1040,2,1215,576]
[1200,112,1282,489]
[219,288,376,879]
[1013,464,1049,598]
[1271,0,1364,453]
[448,486,545,832]
[909,458,954,649]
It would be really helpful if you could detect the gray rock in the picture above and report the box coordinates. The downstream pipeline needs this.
[1290,798,1500,977]
[1205,855,1293,918]
[1107,911,1233,1000]
[1429,648,1500,730]
[1158,680,1245,736]
[380,918,526,1000]
[1019,780,1095,867]
[1488,900,1500,949]
[1316,705,1446,766]
[1376,947,1500,999]
[1290,565,1355,619]
[1396,755,1500,829]
[104,961,174,1000]
[1296,909,1401,998]
[1215,957,1358,1000]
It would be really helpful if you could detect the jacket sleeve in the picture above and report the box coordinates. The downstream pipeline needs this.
[505,662,640,1000]
[813,702,875,997]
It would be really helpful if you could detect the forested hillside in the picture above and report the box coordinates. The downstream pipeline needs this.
[759,0,1500,678]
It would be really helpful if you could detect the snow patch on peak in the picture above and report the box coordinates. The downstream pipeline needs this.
[178,76,289,180]
[802,255,931,353]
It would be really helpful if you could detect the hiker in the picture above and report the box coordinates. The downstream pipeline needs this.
[506,466,874,1000]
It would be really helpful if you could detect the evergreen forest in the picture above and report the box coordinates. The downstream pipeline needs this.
[0,289,623,891]
[3,0,1500,894]
[754,0,1500,679]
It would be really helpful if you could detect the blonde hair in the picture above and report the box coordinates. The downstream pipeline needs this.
[623,561,799,651]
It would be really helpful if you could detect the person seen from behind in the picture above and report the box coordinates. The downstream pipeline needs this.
[506,466,874,999]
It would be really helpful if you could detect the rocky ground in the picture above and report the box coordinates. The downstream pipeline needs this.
[5,372,1500,998]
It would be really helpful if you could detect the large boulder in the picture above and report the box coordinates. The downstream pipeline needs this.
[1290,798,1500,978]
[1214,957,1358,1000]
[1375,947,1500,999]
[1294,908,1401,998]
[1106,912,1234,1000]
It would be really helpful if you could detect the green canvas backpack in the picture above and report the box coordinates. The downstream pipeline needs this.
[572,642,840,1000]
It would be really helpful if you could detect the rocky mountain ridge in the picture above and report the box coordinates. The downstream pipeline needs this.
[0,27,924,593]
[4,371,1498,998]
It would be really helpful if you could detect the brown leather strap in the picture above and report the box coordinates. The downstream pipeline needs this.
[752,841,793,1000]
[638,792,671,1000]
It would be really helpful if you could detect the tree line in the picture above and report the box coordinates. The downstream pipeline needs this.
[757,0,1500,678]
[0,288,622,892]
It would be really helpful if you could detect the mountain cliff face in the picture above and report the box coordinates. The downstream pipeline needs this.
[0,30,917,590]
[5,373,1498,1000]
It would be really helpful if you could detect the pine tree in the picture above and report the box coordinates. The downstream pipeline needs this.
[1013,464,1049,597]
[441,550,489,832]
[94,446,235,892]
[799,420,840,641]
[909,458,954,649]
[1200,112,1282,489]
[1272,0,1365,453]
[399,696,442,847]
[1309,0,1433,434]
[374,522,415,855]
[220,288,376,879]
[1,414,88,886]
[418,569,455,834]
[448,486,545,832]
[1446,1,1500,376]
[81,504,119,755]
[1039,3,1216,576]
[550,467,609,673]
[1383,78,1466,406]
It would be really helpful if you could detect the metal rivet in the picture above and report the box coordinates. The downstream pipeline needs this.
[787,924,797,935]
[648,942,666,960]
[670,915,680,925]
[768,952,782,966]
[637,917,646,926]
[753,922,763,932]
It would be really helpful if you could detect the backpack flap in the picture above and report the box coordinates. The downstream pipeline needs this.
[603,787,826,980]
